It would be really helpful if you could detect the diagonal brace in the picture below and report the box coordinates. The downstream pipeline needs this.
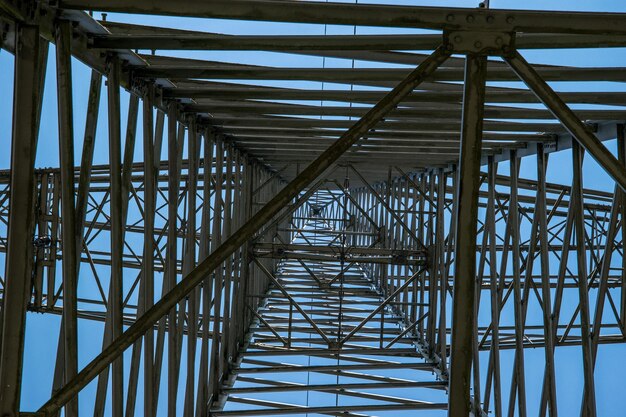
[253,259,332,345]
[504,49,626,192]
[340,267,425,345]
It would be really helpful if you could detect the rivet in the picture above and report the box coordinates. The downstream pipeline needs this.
[454,35,462,43]
[486,15,495,23]
[466,15,475,23]
[474,41,482,48]
[495,37,503,46]
[446,14,455,22]
[506,16,515,24]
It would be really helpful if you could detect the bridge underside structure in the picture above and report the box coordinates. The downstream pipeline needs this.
[1,1,626,417]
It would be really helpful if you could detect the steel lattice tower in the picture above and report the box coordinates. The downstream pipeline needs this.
[1,1,626,417]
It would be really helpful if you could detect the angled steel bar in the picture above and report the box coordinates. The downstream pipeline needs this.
[349,165,425,250]
[620,125,626,330]
[253,258,333,345]
[448,52,487,417]
[208,137,225,404]
[220,146,235,382]
[75,71,102,244]
[504,49,626,192]
[589,175,620,377]
[252,164,289,197]
[195,128,214,417]
[59,0,626,35]
[340,268,424,344]
[37,45,451,415]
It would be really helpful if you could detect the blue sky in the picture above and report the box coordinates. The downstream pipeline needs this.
[3,0,626,416]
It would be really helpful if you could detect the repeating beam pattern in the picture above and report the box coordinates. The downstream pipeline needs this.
[0,1,625,417]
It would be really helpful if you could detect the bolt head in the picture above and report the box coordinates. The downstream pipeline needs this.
[446,14,455,22]
[466,15,475,23]
[454,35,462,43]
[474,41,483,48]
[486,15,495,23]
[506,16,515,23]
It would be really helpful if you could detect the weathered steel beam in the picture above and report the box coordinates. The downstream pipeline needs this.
[107,54,125,417]
[91,32,626,51]
[55,20,79,417]
[165,85,626,106]
[58,0,626,35]
[572,143,597,417]
[0,24,43,417]
[134,65,626,83]
[448,53,487,417]
[141,84,156,417]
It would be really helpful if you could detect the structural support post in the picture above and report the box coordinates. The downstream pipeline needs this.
[572,143,597,417]
[142,85,156,417]
[55,20,79,417]
[0,24,42,417]
[107,54,124,417]
[166,102,180,417]
[38,45,451,415]
[448,52,487,417]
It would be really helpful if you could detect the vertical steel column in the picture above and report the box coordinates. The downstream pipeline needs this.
[572,143,597,417]
[508,151,527,417]
[486,156,502,417]
[166,103,180,417]
[220,147,234,383]
[55,20,79,417]
[123,93,141,417]
[238,157,254,346]
[0,24,42,417]
[448,53,487,417]
[617,125,626,331]
[107,54,124,417]
[142,85,156,417]
[536,145,558,417]
[150,109,166,413]
[196,128,214,417]
[183,117,199,417]
[437,170,449,375]
[209,137,225,404]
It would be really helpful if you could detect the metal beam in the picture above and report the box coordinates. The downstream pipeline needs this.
[448,53,487,417]
[91,32,626,51]
[504,49,626,192]
[55,20,79,417]
[0,24,43,417]
[58,0,626,35]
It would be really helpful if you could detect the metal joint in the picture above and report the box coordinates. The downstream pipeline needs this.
[444,30,514,55]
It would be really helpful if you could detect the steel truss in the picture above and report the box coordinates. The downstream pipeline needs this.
[0,1,626,417]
